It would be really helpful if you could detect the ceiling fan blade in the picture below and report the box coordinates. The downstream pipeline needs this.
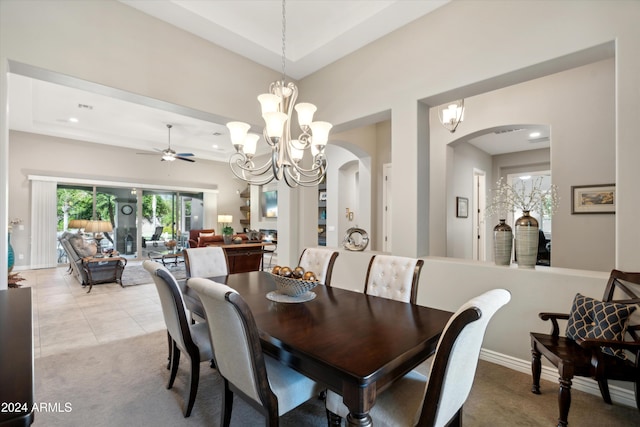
[176,156,196,163]
[176,153,194,157]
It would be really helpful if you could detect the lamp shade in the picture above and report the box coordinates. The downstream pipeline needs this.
[226,121,251,148]
[217,215,233,224]
[84,220,113,233]
[68,219,88,229]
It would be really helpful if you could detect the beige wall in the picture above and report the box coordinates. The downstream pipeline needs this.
[444,58,615,271]
[299,0,640,270]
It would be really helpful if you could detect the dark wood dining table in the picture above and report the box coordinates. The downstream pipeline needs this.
[184,271,453,426]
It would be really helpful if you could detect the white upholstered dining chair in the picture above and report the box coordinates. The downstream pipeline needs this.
[297,247,340,286]
[184,246,229,278]
[188,277,323,426]
[325,288,511,427]
[142,260,214,418]
[363,254,424,304]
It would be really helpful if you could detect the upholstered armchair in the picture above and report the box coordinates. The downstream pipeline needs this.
[187,229,216,248]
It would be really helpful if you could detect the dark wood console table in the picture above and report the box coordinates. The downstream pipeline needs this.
[0,287,34,426]
[209,242,269,274]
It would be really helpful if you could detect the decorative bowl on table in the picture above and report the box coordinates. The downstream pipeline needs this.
[272,274,318,297]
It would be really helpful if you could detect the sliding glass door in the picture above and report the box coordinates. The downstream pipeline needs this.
[55,183,205,264]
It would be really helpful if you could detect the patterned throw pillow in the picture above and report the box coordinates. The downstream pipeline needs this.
[565,293,636,358]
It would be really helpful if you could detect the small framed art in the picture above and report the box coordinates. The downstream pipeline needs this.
[571,184,615,214]
[456,197,469,218]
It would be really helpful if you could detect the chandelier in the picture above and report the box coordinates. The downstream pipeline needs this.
[226,0,332,187]
[438,99,465,133]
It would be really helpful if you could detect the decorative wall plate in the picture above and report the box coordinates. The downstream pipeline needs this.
[342,227,369,251]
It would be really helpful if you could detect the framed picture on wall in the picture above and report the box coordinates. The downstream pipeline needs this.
[456,197,469,218]
[571,184,615,214]
[319,191,327,201]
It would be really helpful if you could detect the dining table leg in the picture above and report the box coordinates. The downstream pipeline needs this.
[344,386,375,427]
[346,413,373,427]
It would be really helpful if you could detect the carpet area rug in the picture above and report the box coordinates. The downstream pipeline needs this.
[121,262,186,286]
[32,331,639,426]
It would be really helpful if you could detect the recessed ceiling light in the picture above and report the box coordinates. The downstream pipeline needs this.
[212,144,219,149]
[69,117,79,123]
[529,132,541,138]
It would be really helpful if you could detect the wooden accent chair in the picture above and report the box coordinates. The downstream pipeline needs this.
[363,254,424,304]
[142,261,214,417]
[188,277,322,427]
[325,289,511,426]
[530,269,640,427]
[297,247,339,286]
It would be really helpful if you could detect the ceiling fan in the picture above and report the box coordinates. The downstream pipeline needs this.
[138,124,195,162]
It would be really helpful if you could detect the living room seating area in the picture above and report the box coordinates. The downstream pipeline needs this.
[59,232,127,292]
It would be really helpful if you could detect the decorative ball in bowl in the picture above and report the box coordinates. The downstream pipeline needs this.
[272,275,318,297]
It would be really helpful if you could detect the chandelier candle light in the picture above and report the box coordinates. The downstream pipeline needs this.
[226,0,332,187]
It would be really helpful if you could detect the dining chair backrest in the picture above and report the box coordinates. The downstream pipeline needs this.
[298,247,339,286]
[364,254,424,304]
[187,277,271,406]
[143,260,195,357]
[421,288,511,426]
[184,247,229,278]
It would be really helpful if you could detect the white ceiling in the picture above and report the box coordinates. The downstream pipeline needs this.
[7,0,549,163]
[118,0,449,80]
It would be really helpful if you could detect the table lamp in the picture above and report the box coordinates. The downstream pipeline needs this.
[85,220,113,248]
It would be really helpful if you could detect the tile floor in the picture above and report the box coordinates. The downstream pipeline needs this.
[19,264,164,359]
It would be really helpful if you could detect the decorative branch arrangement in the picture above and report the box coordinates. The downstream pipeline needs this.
[485,177,559,220]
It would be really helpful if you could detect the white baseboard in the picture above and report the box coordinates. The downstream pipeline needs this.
[480,348,637,409]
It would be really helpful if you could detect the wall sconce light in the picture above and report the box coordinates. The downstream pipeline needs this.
[438,99,465,133]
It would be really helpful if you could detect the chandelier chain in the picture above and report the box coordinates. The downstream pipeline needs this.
[281,0,287,84]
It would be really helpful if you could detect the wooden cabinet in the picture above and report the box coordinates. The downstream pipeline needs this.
[217,243,267,273]
[0,288,34,426]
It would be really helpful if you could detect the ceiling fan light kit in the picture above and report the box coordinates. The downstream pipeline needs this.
[138,124,196,163]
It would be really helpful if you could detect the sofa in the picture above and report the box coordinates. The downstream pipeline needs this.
[59,232,126,289]
[187,229,216,248]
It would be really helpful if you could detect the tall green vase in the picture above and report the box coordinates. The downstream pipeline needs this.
[8,231,15,272]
